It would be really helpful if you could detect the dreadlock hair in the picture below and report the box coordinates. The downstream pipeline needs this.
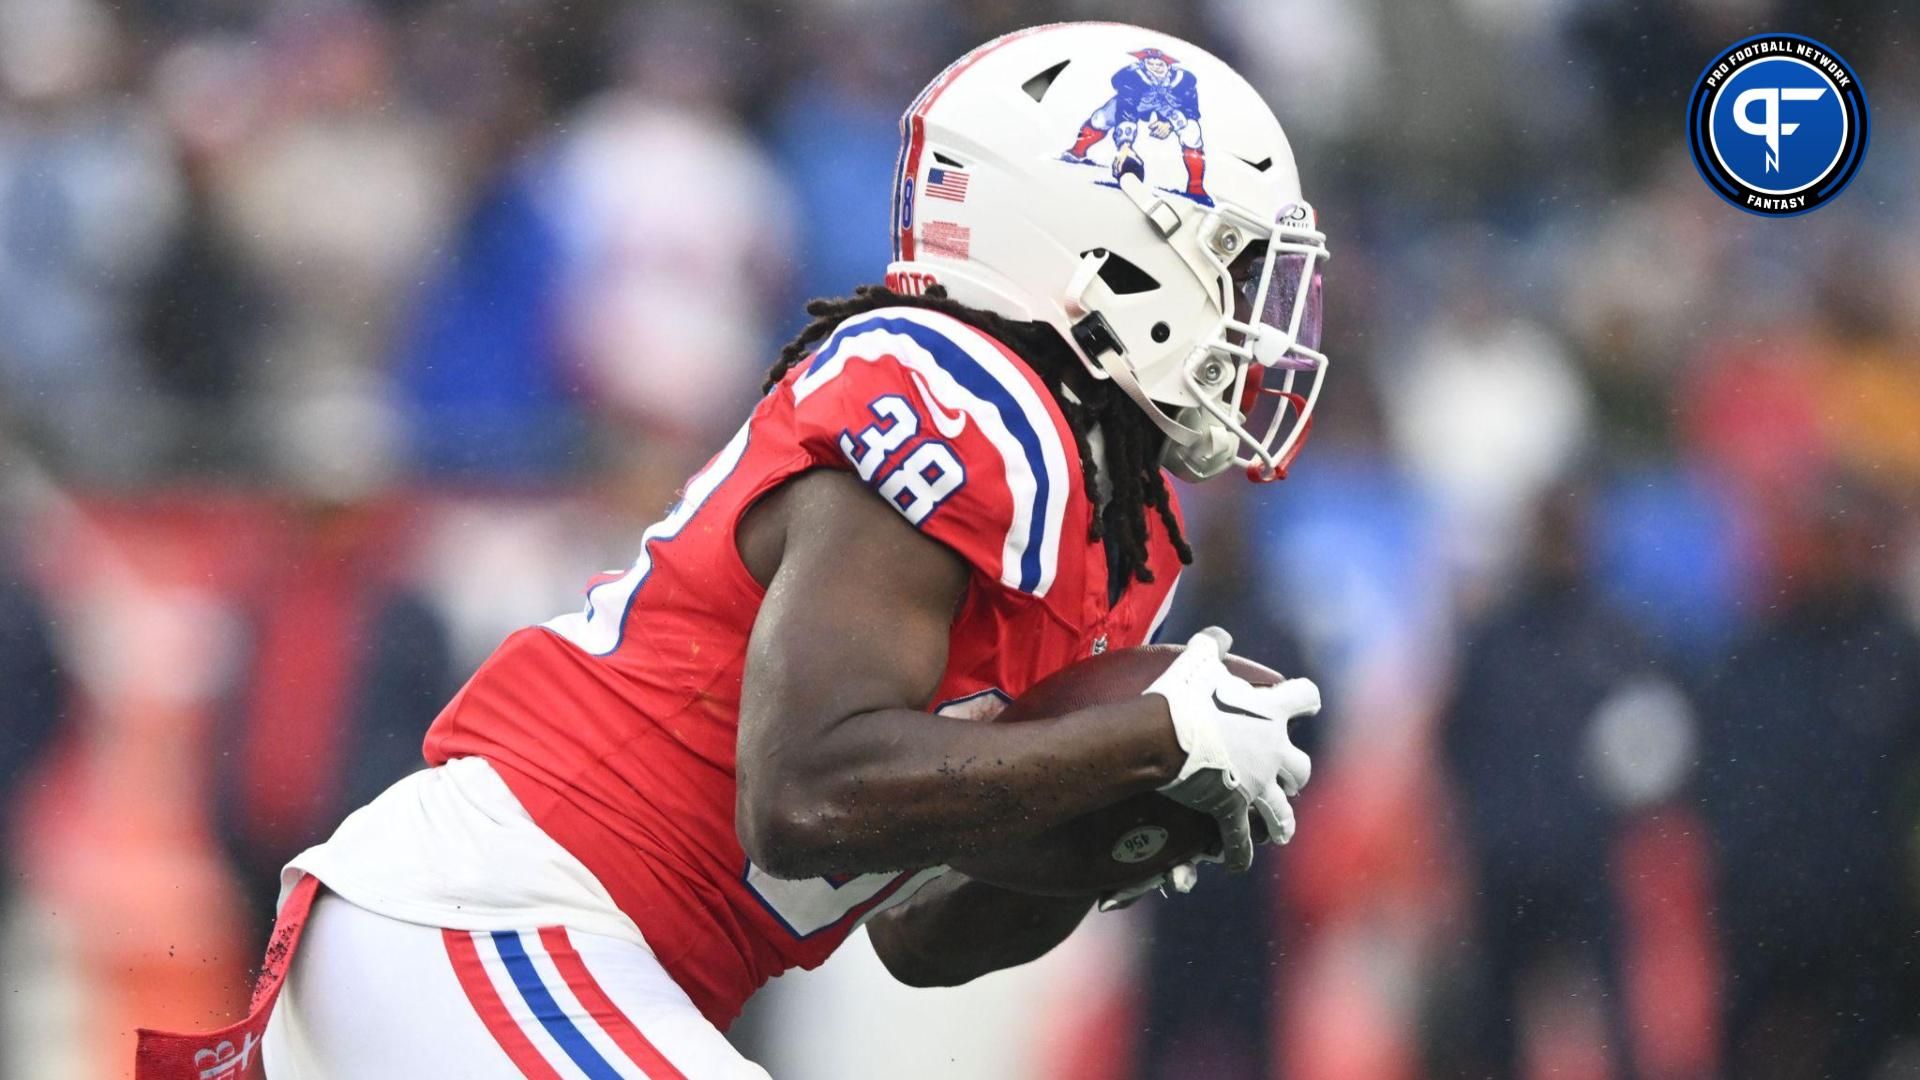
[763,284,1194,589]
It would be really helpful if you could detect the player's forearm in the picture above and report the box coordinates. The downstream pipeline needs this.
[867,871,1090,987]
[738,696,1183,879]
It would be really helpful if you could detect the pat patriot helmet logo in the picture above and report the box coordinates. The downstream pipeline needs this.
[1687,34,1868,216]
[1060,47,1213,207]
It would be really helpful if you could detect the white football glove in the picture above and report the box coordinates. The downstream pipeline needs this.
[1147,627,1318,873]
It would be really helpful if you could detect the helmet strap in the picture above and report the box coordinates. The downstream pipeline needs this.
[1072,310,1215,455]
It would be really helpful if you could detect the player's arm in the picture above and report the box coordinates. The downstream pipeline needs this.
[866,870,1089,987]
[734,468,1187,880]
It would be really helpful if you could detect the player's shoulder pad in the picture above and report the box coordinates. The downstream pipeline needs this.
[788,306,1079,597]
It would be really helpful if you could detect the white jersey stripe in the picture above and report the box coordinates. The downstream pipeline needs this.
[793,307,1071,596]
[1148,573,1182,643]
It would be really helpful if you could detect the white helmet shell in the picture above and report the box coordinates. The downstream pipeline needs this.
[885,22,1329,481]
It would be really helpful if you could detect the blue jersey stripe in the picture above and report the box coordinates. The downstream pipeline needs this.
[490,930,626,1080]
[808,314,1057,592]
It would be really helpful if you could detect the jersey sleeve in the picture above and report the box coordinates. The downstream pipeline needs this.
[785,307,1077,598]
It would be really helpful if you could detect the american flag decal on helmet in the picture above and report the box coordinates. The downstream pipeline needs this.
[926,167,971,203]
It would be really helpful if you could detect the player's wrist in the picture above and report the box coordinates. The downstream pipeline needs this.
[1124,691,1190,786]
[1150,690,1224,789]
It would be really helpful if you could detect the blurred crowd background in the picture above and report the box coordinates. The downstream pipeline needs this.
[1,0,1917,1077]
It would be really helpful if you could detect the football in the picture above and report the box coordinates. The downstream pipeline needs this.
[947,644,1285,897]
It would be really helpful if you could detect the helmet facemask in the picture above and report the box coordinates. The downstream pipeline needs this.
[1181,204,1328,482]
[1074,196,1329,483]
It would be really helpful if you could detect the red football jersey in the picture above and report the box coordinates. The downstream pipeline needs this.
[424,305,1185,1027]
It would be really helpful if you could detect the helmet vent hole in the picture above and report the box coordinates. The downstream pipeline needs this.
[1082,250,1160,296]
[1151,322,1171,343]
[1021,60,1071,103]
[932,151,967,168]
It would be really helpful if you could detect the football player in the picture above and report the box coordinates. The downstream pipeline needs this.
[259,21,1328,1078]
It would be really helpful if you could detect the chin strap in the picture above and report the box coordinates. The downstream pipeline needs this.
[1069,309,1239,481]
[1071,311,1217,447]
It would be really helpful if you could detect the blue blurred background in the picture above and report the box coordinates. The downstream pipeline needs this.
[1,1,1918,1077]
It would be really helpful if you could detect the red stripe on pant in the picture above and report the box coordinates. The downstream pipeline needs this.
[443,929,567,1080]
[538,927,690,1080]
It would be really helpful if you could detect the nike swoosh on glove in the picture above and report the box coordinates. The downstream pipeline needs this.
[1146,627,1318,872]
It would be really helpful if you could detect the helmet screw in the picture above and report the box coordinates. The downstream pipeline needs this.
[1201,361,1226,384]
[1219,231,1239,253]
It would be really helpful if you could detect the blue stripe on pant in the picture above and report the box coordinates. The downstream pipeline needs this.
[491,930,627,1080]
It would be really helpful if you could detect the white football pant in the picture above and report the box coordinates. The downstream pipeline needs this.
[262,890,770,1079]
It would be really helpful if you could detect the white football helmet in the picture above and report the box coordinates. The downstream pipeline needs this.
[884,22,1328,482]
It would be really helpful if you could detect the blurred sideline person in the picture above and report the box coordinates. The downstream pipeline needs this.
[0,529,69,1067]
[0,0,183,481]
[136,23,1341,1079]
[209,493,453,935]
[1439,488,1690,1080]
[1698,479,1920,1080]
[0,563,64,889]
[396,3,793,482]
